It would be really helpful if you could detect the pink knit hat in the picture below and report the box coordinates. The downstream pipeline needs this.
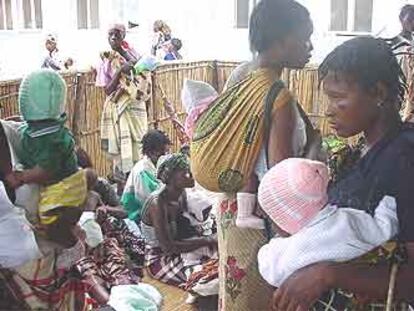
[258,158,329,234]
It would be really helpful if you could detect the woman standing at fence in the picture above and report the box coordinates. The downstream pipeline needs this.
[213,0,315,310]
[97,24,151,176]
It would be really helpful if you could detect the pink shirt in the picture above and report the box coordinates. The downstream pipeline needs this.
[95,44,140,88]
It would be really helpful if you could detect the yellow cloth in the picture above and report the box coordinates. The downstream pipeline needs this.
[39,169,87,225]
[191,68,291,193]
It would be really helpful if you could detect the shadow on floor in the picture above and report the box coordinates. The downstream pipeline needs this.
[195,295,218,311]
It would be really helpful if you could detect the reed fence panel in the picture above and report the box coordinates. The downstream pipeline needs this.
[0,62,346,177]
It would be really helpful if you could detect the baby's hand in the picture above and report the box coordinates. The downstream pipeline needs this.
[4,171,23,189]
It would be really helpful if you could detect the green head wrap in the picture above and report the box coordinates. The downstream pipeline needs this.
[157,153,190,184]
[19,69,67,121]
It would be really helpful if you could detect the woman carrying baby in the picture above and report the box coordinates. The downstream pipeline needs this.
[270,36,414,310]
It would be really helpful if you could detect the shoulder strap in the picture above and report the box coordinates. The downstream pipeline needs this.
[262,81,316,241]
[263,80,284,242]
[296,102,314,134]
[296,101,318,157]
[264,80,285,169]
[264,81,316,167]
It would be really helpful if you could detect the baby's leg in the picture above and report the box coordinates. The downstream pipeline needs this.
[236,174,265,229]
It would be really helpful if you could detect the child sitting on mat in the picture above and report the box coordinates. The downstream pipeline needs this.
[257,158,398,287]
[4,69,96,247]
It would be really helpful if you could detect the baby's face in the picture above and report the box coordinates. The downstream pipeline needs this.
[275,223,291,237]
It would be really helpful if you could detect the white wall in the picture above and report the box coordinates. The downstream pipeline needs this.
[0,0,413,80]
[301,0,413,64]
[133,0,252,61]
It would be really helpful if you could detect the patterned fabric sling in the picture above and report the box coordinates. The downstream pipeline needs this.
[191,69,293,193]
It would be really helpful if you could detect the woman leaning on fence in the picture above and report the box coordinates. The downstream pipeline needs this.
[271,37,414,311]
[96,23,151,176]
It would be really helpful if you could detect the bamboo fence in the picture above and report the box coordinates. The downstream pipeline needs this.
[0,61,334,177]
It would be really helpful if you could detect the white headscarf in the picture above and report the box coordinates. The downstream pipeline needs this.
[181,79,218,114]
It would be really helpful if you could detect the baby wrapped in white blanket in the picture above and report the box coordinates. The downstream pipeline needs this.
[180,189,217,267]
[257,158,398,287]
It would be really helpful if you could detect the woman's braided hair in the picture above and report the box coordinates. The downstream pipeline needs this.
[319,36,407,110]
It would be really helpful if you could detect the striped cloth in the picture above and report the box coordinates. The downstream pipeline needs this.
[76,238,142,287]
[96,208,146,273]
[0,253,89,310]
[98,50,150,174]
[145,245,188,287]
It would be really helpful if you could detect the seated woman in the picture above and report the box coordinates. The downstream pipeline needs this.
[75,147,146,284]
[141,153,217,288]
[121,129,171,222]
[271,37,414,310]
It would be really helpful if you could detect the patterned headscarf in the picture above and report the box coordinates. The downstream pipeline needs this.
[157,153,190,184]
